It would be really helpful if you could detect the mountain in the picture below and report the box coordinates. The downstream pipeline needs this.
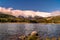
[0,12,16,18]
[46,15,60,23]
[0,12,17,23]
[0,12,60,23]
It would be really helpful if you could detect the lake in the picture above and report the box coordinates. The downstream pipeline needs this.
[0,23,60,40]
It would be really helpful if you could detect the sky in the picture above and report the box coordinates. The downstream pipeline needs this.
[0,0,60,17]
[0,0,60,12]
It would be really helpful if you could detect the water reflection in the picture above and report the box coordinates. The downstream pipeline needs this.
[0,23,60,39]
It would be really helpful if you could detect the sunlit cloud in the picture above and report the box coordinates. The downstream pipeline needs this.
[1,7,58,17]
[51,11,60,16]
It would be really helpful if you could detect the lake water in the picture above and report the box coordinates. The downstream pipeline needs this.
[0,23,60,40]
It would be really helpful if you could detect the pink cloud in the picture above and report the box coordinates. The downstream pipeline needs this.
[51,11,60,16]
[0,7,52,17]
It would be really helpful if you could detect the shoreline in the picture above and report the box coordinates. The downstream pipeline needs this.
[0,22,60,24]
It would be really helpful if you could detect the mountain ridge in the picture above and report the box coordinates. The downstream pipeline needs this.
[0,12,60,23]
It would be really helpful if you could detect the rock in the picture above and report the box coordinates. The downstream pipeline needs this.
[31,31,37,36]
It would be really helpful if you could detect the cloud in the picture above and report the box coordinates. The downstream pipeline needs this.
[51,11,60,16]
[0,7,52,17]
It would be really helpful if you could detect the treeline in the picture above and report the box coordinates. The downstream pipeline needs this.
[0,17,47,23]
[0,12,60,23]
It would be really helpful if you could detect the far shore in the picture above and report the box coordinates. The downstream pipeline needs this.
[0,22,60,24]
